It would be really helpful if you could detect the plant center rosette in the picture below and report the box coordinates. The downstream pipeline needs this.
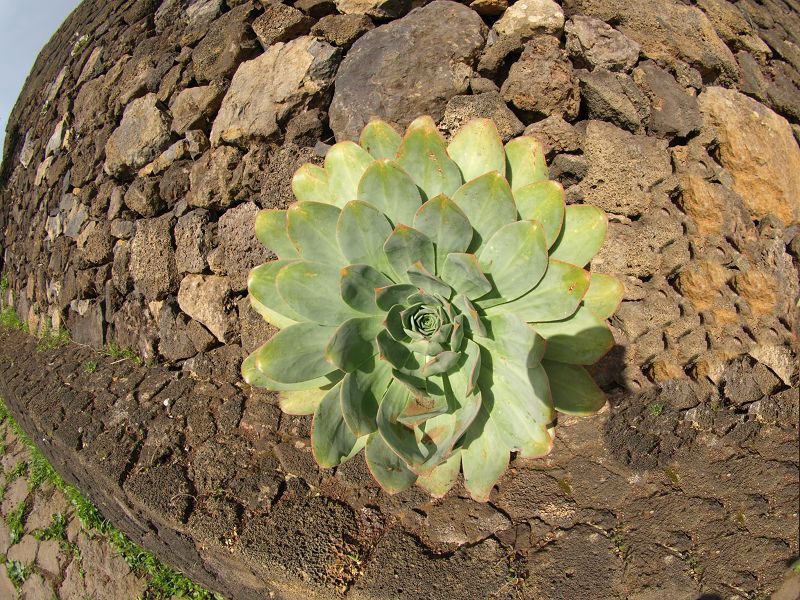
[242,116,623,501]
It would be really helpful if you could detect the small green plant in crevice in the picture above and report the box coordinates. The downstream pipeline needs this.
[36,324,71,352]
[6,502,26,545]
[0,398,222,600]
[33,512,68,542]
[6,459,28,482]
[82,360,99,373]
[0,554,32,590]
[648,403,665,417]
[245,116,622,501]
[0,305,25,331]
[102,341,144,366]
[0,272,9,291]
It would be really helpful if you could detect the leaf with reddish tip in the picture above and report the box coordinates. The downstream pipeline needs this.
[365,432,417,494]
[383,225,435,281]
[325,141,374,207]
[461,404,509,502]
[276,260,362,325]
[396,116,462,200]
[247,260,304,328]
[513,180,565,248]
[286,201,346,265]
[447,118,505,182]
[337,200,394,272]
[549,205,608,268]
[325,316,382,372]
[441,253,492,300]
[357,160,423,226]
[413,194,473,274]
[583,273,624,320]
[340,264,393,315]
[291,163,329,203]
[451,172,517,252]
[416,451,461,498]
[341,357,392,436]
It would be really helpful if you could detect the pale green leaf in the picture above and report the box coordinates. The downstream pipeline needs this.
[365,432,417,493]
[312,382,366,467]
[416,450,461,498]
[583,273,624,320]
[383,224,435,280]
[337,200,394,272]
[406,262,452,297]
[543,359,607,415]
[451,172,517,252]
[340,264,393,315]
[286,201,346,265]
[359,119,402,160]
[291,163,329,203]
[413,194,473,273]
[340,357,392,436]
[396,116,462,200]
[549,205,608,268]
[376,381,427,468]
[255,209,299,259]
[488,259,589,322]
[248,260,304,328]
[480,311,546,367]
[357,160,423,226]
[255,322,337,383]
[279,388,327,415]
[243,347,339,391]
[477,220,548,306]
[461,404,509,502]
[325,141,374,207]
[447,118,505,182]
[276,260,362,325]
[375,283,418,312]
[504,136,548,192]
[531,305,615,365]
[325,315,383,372]
[441,253,492,299]
[513,180,565,248]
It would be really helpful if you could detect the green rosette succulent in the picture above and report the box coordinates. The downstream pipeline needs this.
[242,116,622,501]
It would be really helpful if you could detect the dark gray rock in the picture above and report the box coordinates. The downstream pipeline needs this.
[157,302,198,362]
[500,35,580,120]
[191,4,260,82]
[633,60,703,138]
[218,201,272,292]
[130,214,178,301]
[124,177,165,217]
[439,92,524,142]
[252,3,314,48]
[284,109,327,147]
[311,14,373,48]
[329,0,487,141]
[578,68,649,133]
[67,300,105,348]
[169,84,226,135]
[175,209,212,274]
[76,221,114,266]
[295,0,338,19]
[565,15,640,72]
[477,33,525,78]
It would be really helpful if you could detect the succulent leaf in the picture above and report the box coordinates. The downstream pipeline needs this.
[359,119,402,160]
[504,137,548,191]
[287,202,346,265]
[406,262,452,297]
[416,451,461,498]
[549,205,608,268]
[248,263,303,329]
[531,305,615,365]
[583,273,624,319]
[357,160,423,226]
[291,163,329,204]
[255,322,338,384]
[243,348,339,391]
[255,209,299,259]
[276,260,361,325]
[477,220,548,306]
[383,225,435,280]
[377,381,428,467]
[481,311,546,368]
[513,180,565,248]
[325,316,383,372]
[396,117,462,200]
[461,404,510,502]
[337,200,395,273]
[489,259,589,322]
[312,382,366,467]
[279,388,328,415]
[365,432,417,493]
[451,172,517,252]
[340,264,392,315]
[413,195,472,273]
[341,357,392,436]
[441,253,492,300]
[447,118,506,182]
[325,141,374,206]
[543,359,607,415]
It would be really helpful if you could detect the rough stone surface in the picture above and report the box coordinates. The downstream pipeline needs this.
[311,13,374,47]
[252,3,314,48]
[188,145,242,210]
[129,214,178,301]
[334,0,410,19]
[493,0,564,37]
[169,84,226,135]
[576,120,672,216]
[501,35,580,119]
[578,68,649,132]
[177,274,234,342]
[191,4,259,82]
[439,92,524,142]
[566,15,640,72]
[211,36,340,146]
[217,201,273,292]
[524,115,581,156]
[633,60,703,138]
[103,94,172,178]
[698,86,800,224]
[123,176,164,217]
[329,1,487,141]
[174,209,212,274]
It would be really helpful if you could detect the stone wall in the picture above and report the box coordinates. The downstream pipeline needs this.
[0,0,798,598]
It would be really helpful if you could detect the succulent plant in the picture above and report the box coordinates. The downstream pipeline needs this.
[243,116,622,501]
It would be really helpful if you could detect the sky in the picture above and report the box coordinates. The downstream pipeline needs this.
[0,0,82,144]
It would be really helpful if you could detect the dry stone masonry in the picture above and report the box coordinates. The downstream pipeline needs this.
[0,0,798,598]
